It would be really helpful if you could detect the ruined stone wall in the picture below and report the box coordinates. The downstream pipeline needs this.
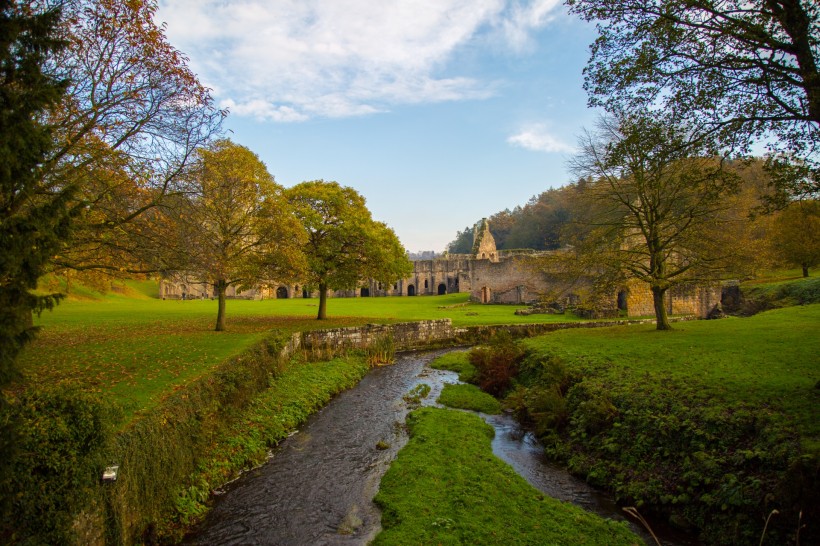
[624,280,655,317]
[670,284,722,317]
[159,278,258,300]
[388,257,474,296]
[624,279,721,318]
[468,255,550,304]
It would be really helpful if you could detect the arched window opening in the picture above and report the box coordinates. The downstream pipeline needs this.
[617,290,628,312]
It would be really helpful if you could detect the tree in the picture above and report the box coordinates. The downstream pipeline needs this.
[447,225,474,254]
[569,114,739,330]
[286,180,412,320]
[44,0,223,280]
[171,140,305,331]
[567,0,820,196]
[0,0,69,515]
[771,199,820,276]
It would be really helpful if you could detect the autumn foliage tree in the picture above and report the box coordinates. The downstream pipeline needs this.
[771,199,820,276]
[286,180,412,320]
[569,114,739,330]
[44,0,223,280]
[170,140,305,331]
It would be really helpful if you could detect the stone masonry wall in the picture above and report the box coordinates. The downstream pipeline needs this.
[293,320,458,355]
[468,256,550,304]
[625,279,721,318]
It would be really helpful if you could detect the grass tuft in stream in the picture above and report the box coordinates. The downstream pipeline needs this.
[430,350,476,382]
[437,383,502,415]
[373,407,642,545]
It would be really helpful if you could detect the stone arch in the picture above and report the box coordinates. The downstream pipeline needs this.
[407,284,416,296]
[302,288,309,299]
[481,286,491,304]
[276,286,289,299]
[437,283,447,295]
[424,279,429,289]
[360,287,370,297]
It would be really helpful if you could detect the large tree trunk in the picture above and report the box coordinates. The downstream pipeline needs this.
[317,282,328,320]
[215,279,227,331]
[802,263,809,278]
[652,285,672,331]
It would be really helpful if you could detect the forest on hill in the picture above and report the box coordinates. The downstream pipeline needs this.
[447,159,814,282]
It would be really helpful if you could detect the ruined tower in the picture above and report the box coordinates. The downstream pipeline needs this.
[471,218,499,262]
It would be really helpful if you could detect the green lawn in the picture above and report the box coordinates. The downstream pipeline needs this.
[521,304,820,448]
[16,281,579,420]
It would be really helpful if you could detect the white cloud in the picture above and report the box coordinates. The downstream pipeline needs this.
[507,124,575,153]
[157,0,560,121]
[497,0,563,51]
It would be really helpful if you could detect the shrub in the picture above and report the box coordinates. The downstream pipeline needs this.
[2,387,114,545]
[468,331,524,397]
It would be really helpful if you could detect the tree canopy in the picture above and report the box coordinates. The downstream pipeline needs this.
[0,0,69,517]
[771,199,820,276]
[286,180,412,320]
[170,139,305,331]
[568,114,740,329]
[45,0,224,280]
[567,0,820,197]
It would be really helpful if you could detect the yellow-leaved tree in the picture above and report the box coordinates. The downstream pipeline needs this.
[169,139,305,331]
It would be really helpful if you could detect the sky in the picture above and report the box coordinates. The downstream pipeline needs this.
[155,0,601,252]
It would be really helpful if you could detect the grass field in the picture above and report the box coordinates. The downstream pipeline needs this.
[16,280,579,420]
[521,304,820,448]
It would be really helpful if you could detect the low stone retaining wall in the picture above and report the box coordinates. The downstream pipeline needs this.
[284,320,458,359]
[283,316,697,359]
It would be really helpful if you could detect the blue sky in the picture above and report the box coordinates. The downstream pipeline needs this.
[156,1,600,252]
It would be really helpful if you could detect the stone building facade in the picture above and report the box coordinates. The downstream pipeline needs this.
[159,218,720,318]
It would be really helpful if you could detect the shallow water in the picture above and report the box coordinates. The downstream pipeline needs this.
[183,350,698,545]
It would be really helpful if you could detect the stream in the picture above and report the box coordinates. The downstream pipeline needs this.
[183,350,699,545]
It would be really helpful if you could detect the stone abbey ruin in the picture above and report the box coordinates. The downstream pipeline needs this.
[161,219,720,318]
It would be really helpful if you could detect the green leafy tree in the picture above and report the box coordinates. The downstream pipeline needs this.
[0,0,69,516]
[771,199,820,276]
[447,225,474,254]
[569,114,739,330]
[171,140,305,331]
[568,0,820,198]
[286,180,412,320]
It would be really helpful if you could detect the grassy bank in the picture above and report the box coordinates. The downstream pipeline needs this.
[507,304,820,545]
[4,329,370,545]
[373,407,641,545]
